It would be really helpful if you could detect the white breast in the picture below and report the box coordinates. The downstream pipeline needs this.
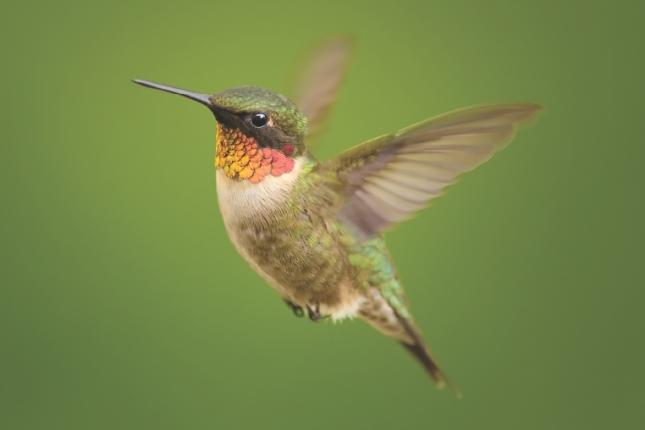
[215,158,362,320]
[214,158,304,297]
[215,157,304,224]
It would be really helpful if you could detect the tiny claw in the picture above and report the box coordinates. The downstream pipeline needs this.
[284,299,305,318]
[306,303,328,322]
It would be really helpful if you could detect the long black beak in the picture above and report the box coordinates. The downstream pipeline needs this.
[132,79,213,108]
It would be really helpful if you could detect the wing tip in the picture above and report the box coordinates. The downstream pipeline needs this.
[318,34,356,54]
[476,101,543,122]
[511,102,543,124]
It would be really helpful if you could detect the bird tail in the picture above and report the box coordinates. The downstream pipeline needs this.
[359,288,460,396]
[395,314,460,397]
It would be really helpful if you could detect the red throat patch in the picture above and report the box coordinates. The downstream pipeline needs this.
[215,124,295,184]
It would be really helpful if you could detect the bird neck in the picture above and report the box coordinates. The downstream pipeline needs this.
[215,155,313,223]
[214,123,296,184]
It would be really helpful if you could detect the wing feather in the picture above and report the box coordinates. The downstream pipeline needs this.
[326,103,541,239]
[293,37,354,139]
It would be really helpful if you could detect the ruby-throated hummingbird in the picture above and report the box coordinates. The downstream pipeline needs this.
[134,39,540,392]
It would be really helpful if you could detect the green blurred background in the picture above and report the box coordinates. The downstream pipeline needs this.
[2,0,644,429]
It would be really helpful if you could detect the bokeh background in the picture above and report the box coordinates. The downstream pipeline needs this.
[2,1,644,429]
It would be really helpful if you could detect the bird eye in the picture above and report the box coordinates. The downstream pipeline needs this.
[251,112,268,128]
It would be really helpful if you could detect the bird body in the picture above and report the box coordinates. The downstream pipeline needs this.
[216,151,440,378]
[215,154,363,319]
[134,39,539,392]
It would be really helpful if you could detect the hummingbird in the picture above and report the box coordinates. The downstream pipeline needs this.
[134,39,540,392]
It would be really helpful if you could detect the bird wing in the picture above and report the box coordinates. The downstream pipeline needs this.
[292,37,354,139]
[324,103,541,240]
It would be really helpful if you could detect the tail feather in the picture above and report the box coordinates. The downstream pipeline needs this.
[400,341,447,388]
[359,287,460,397]
[396,316,447,388]
[395,313,460,397]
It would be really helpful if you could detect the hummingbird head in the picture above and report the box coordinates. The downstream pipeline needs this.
[133,80,308,184]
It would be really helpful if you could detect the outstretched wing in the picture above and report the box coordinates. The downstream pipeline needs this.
[326,103,541,240]
[292,37,353,139]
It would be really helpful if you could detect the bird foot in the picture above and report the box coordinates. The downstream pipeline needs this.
[306,303,329,322]
[284,299,305,318]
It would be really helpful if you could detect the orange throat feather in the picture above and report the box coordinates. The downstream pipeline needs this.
[215,123,295,184]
